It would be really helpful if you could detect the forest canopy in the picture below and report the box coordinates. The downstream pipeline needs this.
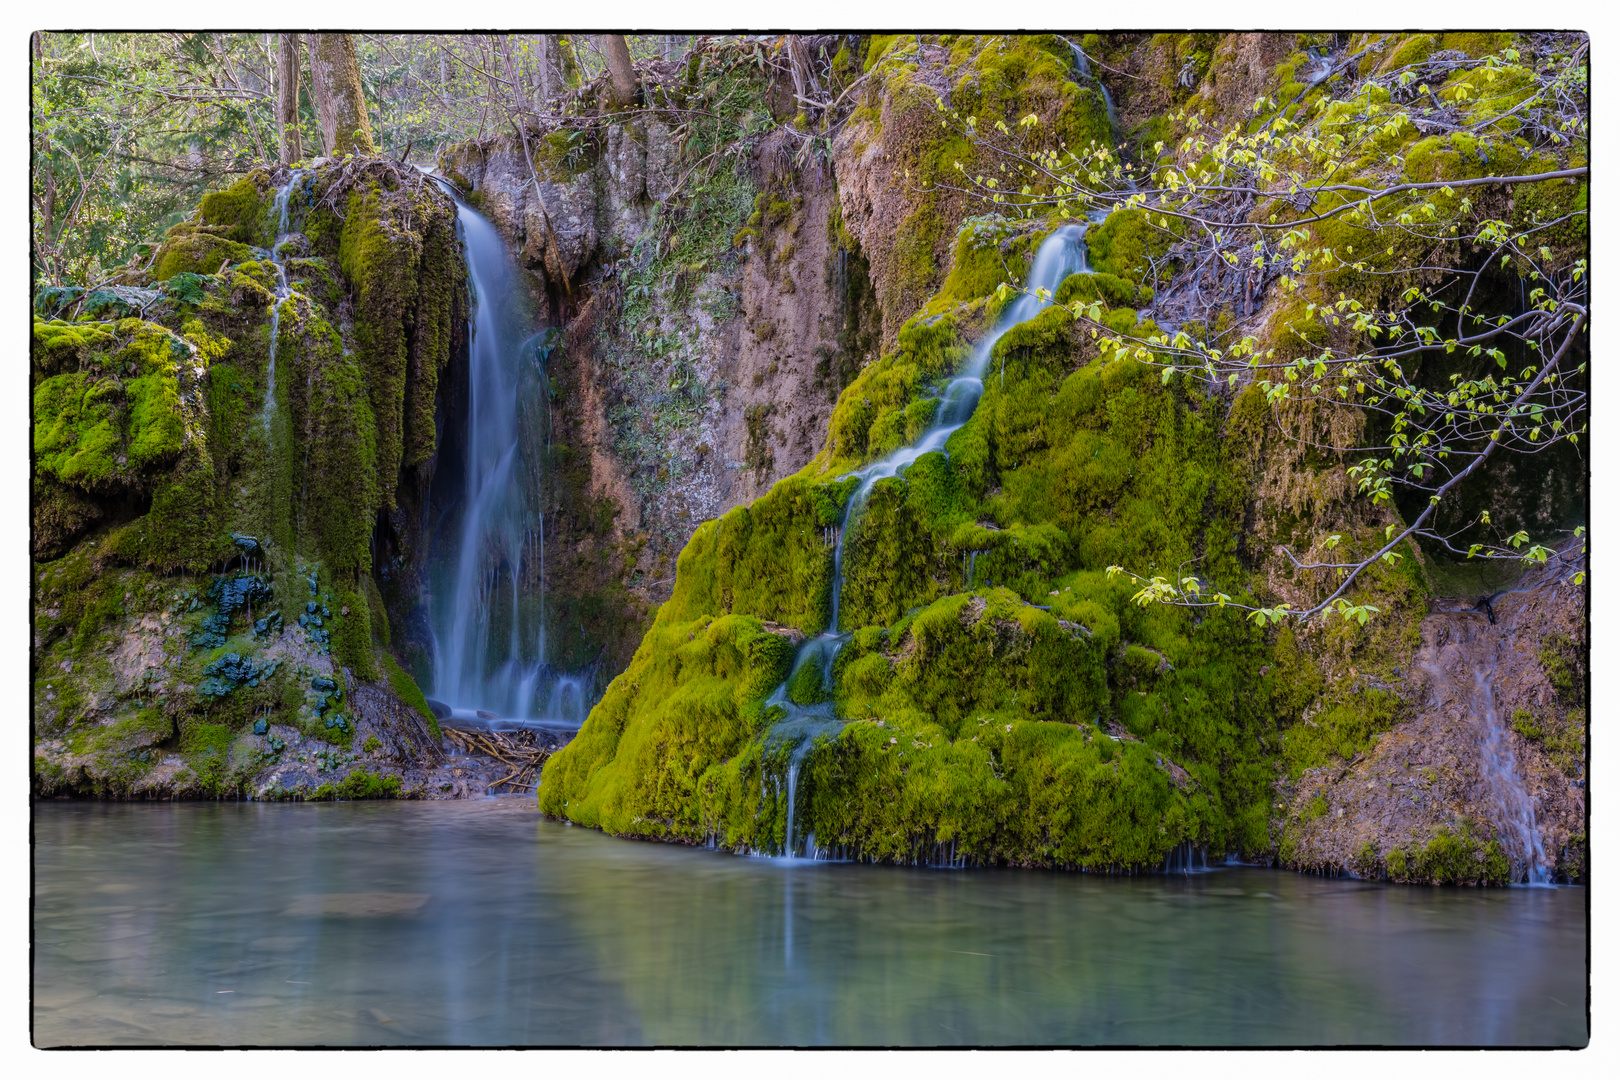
[30,32,692,285]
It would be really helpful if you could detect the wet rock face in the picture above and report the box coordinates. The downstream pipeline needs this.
[1280,547,1587,883]
[435,117,880,664]
[440,117,678,298]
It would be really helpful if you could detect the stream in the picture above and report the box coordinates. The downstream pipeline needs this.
[33,800,1586,1046]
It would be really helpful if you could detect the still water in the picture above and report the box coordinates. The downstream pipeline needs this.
[33,799,1586,1047]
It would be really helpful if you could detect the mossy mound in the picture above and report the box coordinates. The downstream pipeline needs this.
[537,614,796,837]
[33,161,465,797]
[33,319,191,495]
[536,186,1422,867]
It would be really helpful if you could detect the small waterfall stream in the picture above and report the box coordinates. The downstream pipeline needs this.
[259,170,305,433]
[428,182,583,729]
[1469,666,1551,884]
[1419,579,1566,885]
[766,224,1092,857]
[1068,41,1121,142]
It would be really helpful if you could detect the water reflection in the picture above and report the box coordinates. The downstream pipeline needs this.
[34,801,1586,1046]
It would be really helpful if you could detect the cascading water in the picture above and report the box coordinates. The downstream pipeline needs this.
[259,170,305,433]
[1471,667,1552,884]
[428,182,583,729]
[1417,565,1575,886]
[1068,41,1121,142]
[767,224,1093,858]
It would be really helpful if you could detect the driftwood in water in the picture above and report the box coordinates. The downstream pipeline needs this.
[443,727,554,792]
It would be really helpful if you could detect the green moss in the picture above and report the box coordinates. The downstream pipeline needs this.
[538,614,796,838]
[138,442,227,572]
[1281,688,1401,779]
[551,181,1293,865]
[1538,632,1584,704]
[31,161,470,796]
[936,219,1043,308]
[178,720,238,794]
[32,319,118,378]
[1382,823,1511,886]
[1085,209,1176,287]
[1055,271,1150,309]
[1513,635,1585,781]
[333,767,403,799]
[304,352,379,577]
[326,179,458,513]
[863,34,903,73]
[380,649,442,737]
[192,175,270,244]
[152,232,254,281]
[32,321,190,493]
[1510,708,1542,741]
[1437,32,1515,59]
[820,314,968,470]
[847,34,1114,336]
[662,475,845,634]
[786,654,829,706]
[91,707,175,755]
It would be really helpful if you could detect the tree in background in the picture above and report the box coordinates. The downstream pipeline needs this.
[308,33,377,157]
[600,34,638,110]
[29,31,723,287]
[277,33,302,165]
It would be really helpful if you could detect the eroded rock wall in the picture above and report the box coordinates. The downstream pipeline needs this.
[1277,544,1586,883]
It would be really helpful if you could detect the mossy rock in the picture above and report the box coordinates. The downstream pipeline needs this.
[32,322,191,494]
[538,614,796,838]
[32,319,119,379]
[152,231,256,282]
[195,173,275,246]
[1055,270,1149,309]
[1084,209,1176,286]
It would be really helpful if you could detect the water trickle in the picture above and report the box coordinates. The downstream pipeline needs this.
[826,224,1090,629]
[1068,42,1121,141]
[760,224,1094,846]
[428,181,582,729]
[260,170,304,434]
[1162,840,1209,875]
[1471,667,1551,884]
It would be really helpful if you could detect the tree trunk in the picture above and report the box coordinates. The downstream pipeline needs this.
[537,35,559,101]
[277,33,303,165]
[600,34,637,109]
[307,33,377,158]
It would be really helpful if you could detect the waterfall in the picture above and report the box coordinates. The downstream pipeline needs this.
[1067,41,1120,141]
[764,224,1093,855]
[827,224,1091,621]
[260,170,303,434]
[1471,667,1552,884]
[1418,582,1561,885]
[430,182,578,728]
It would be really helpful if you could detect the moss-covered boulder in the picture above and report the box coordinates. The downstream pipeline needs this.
[33,161,465,799]
[538,194,1316,868]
